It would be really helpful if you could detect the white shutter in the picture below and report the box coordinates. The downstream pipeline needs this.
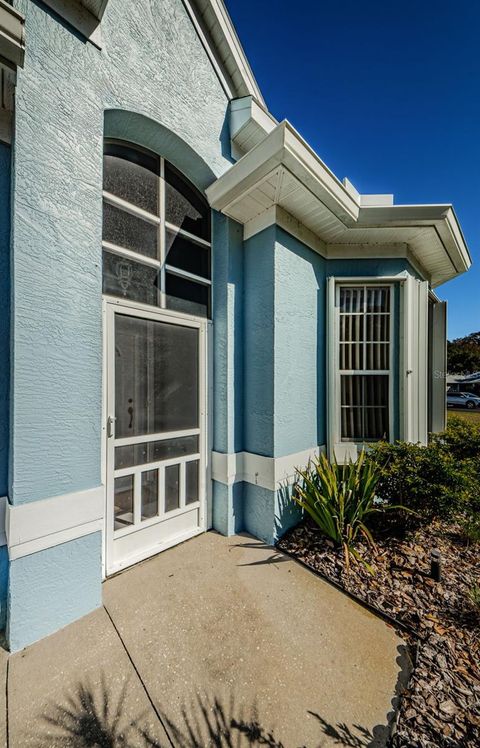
[402,276,429,444]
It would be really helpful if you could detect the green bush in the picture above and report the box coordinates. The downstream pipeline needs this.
[366,418,480,522]
[460,514,480,545]
[292,451,405,570]
[432,416,480,461]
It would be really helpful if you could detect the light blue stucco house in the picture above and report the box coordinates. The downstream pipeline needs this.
[0,0,471,651]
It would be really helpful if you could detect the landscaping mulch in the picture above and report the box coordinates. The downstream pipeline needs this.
[277,520,480,748]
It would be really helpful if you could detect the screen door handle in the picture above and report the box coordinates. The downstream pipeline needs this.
[107,416,116,438]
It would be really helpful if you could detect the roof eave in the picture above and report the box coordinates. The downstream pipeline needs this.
[358,204,472,285]
[188,0,265,104]
[207,122,471,288]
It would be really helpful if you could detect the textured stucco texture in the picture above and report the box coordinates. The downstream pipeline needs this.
[11,0,232,506]
[7,532,102,652]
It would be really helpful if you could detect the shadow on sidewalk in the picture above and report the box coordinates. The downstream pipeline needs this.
[33,673,400,748]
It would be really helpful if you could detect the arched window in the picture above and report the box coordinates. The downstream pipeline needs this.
[102,141,211,317]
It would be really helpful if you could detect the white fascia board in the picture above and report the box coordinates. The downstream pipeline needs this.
[358,203,472,282]
[359,194,394,207]
[206,120,360,223]
[206,124,287,208]
[435,206,472,278]
[230,96,277,158]
[0,0,25,69]
[204,0,264,103]
[281,122,360,222]
[189,0,264,104]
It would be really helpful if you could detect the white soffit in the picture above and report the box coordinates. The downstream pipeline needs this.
[187,0,264,103]
[206,121,471,287]
[0,0,25,68]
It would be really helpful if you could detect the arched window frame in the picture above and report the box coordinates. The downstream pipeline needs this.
[102,139,211,317]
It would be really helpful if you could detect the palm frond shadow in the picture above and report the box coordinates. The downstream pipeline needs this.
[36,679,287,748]
[36,676,392,748]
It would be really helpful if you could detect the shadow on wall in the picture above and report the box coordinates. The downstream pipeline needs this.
[34,650,411,748]
[274,481,302,542]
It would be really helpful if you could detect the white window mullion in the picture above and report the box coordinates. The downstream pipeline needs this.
[159,157,166,308]
[103,191,161,225]
[102,241,161,270]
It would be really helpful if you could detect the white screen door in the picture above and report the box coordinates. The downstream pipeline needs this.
[105,301,206,575]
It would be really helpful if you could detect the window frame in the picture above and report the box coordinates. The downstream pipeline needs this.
[334,281,394,447]
[102,139,212,318]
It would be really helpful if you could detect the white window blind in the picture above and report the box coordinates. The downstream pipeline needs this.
[338,285,392,442]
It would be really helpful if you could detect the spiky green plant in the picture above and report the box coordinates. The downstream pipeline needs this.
[293,451,407,571]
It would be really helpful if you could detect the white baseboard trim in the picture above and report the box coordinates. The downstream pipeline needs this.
[212,446,325,491]
[6,486,104,561]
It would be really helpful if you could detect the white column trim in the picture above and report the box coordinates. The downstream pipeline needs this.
[0,496,6,546]
[211,446,325,491]
[5,485,104,560]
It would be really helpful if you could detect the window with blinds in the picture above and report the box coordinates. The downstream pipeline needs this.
[338,285,391,442]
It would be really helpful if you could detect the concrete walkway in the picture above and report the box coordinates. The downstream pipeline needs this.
[4,532,407,747]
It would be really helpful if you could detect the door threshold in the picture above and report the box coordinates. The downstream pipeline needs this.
[104,526,205,579]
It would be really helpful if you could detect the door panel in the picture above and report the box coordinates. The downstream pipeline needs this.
[105,302,206,575]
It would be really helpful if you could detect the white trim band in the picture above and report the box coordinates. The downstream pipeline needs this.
[6,485,104,561]
[211,446,325,491]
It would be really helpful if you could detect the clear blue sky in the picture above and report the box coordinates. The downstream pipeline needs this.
[226,0,479,340]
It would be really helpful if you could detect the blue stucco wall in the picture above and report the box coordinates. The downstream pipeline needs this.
[243,227,276,456]
[212,480,244,536]
[7,0,234,649]
[243,483,301,545]
[11,0,232,506]
[0,546,9,629]
[0,142,10,499]
[7,532,102,652]
[274,228,326,456]
[239,228,421,543]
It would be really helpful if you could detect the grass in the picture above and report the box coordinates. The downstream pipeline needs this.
[448,408,480,424]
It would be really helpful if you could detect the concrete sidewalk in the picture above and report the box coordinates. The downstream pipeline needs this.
[4,532,407,747]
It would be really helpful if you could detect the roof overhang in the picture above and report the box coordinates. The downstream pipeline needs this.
[230,95,277,159]
[40,0,107,47]
[0,0,25,69]
[187,0,264,103]
[206,121,471,287]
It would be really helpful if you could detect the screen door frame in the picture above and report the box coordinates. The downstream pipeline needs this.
[102,296,208,577]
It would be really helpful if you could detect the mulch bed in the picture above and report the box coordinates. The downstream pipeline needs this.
[277,520,480,747]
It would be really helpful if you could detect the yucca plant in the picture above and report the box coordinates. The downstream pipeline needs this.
[293,450,406,571]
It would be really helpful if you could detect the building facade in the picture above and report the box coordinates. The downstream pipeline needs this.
[0,0,471,651]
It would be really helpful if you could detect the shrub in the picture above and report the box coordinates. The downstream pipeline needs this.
[460,514,480,545]
[432,416,480,461]
[468,585,480,613]
[292,451,405,570]
[366,435,480,522]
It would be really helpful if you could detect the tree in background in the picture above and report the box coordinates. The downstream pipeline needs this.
[448,331,480,374]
